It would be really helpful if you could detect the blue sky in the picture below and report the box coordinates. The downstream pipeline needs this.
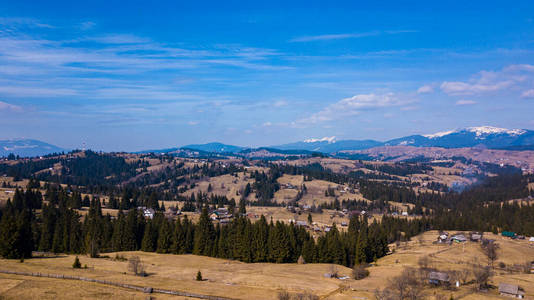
[1,1,534,151]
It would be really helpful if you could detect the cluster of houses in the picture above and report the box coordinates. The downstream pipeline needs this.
[209,207,234,224]
[286,219,335,233]
[330,209,366,219]
[136,206,181,220]
[501,231,531,241]
[286,205,312,214]
[427,271,527,299]
[436,231,490,244]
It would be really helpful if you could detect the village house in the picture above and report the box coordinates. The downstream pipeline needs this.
[470,232,482,242]
[437,232,449,243]
[499,283,525,299]
[140,207,155,219]
[295,220,308,227]
[451,234,467,243]
[428,271,450,286]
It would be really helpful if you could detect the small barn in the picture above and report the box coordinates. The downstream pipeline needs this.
[499,283,525,299]
[502,231,516,238]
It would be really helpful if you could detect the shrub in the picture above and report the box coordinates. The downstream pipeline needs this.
[277,291,290,300]
[72,256,81,269]
[353,264,370,280]
[196,270,202,281]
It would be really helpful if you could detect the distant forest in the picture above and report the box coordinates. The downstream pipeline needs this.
[0,151,533,265]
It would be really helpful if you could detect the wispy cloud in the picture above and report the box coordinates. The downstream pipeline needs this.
[290,29,417,42]
[0,17,55,29]
[79,21,96,31]
[417,84,434,94]
[296,92,413,126]
[455,99,477,105]
[440,64,534,96]
[0,21,289,103]
[521,89,534,99]
[0,101,23,112]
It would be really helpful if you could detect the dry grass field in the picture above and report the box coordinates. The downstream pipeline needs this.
[1,231,532,299]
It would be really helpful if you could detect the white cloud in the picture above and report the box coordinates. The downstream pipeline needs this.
[273,100,288,107]
[521,89,534,99]
[187,121,199,125]
[440,64,534,96]
[417,85,434,94]
[504,64,534,72]
[455,99,477,105]
[0,101,22,112]
[440,80,513,95]
[297,92,411,125]
[262,121,272,127]
[79,21,96,31]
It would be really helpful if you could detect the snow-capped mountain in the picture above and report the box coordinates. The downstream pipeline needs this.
[0,139,65,157]
[272,126,534,153]
[387,126,534,148]
[139,126,534,155]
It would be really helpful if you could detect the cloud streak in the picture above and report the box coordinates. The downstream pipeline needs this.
[290,30,416,42]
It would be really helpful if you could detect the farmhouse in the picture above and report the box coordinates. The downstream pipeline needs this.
[428,271,450,286]
[437,231,449,243]
[295,220,308,227]
[137,207,155,219]
[499,283,525,299]
[470,232,482,242]
[451,234,467,243]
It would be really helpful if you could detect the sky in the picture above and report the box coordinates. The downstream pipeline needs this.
[1,1,534,151]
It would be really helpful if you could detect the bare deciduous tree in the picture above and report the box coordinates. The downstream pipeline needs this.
[374,288,395,300]
[457,268,471,285]
[472,262,491,290]
[388,267,425,300]
[128,256,146,276]
[480,242,499,268]
[418,256,431,270]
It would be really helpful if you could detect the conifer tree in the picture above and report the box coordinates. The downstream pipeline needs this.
[157,219,172,253]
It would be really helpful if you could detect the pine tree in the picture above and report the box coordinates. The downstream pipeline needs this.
[73,256,81,268]
[141,221,156,252]
[157,219,172,253]
[193,207,214,256]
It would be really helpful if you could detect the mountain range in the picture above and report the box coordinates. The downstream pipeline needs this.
[271,126,534,153]
[0,139,65,158]
[3,126,534,157]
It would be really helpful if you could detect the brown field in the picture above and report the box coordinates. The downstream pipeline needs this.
[1,231,532,299]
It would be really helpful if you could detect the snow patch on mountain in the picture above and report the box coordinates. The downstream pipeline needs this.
[423,126,527,139]
[423,130,457,139]
[303,136,336,143]
[466,126,526,137]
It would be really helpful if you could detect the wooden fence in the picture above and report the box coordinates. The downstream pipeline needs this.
[0,269,234,300]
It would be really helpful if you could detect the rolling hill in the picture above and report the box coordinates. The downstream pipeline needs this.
[0,139,65,157]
